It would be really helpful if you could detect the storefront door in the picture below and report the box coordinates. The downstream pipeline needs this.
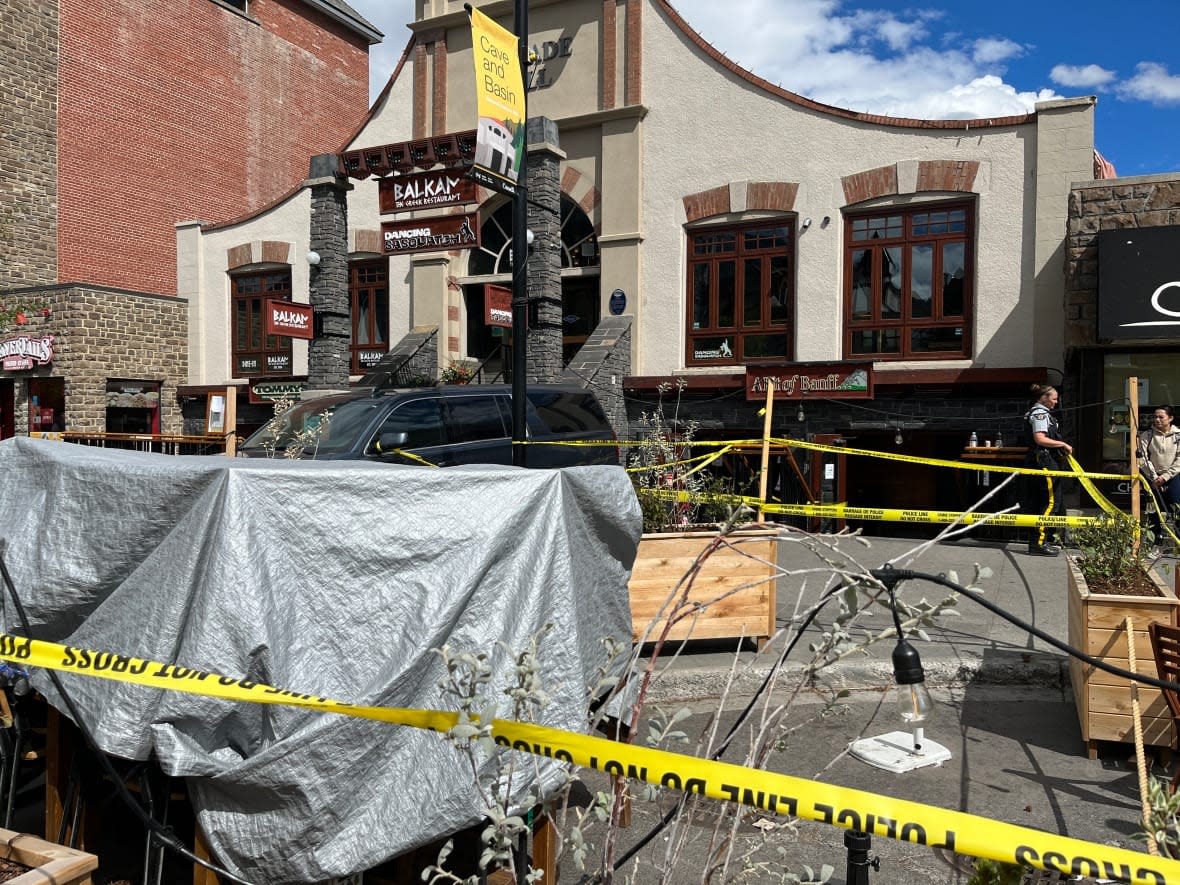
[0,380,13,439]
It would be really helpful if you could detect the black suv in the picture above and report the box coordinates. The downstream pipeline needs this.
[237,384,619,468]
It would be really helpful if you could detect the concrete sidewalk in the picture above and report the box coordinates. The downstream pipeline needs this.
[640,532,1176,704]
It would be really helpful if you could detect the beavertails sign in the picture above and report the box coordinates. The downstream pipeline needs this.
[0,335,54,371]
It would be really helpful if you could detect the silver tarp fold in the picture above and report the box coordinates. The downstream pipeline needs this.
[0,437,640,883]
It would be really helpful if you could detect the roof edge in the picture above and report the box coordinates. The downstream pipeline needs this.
[654,0,1034,130]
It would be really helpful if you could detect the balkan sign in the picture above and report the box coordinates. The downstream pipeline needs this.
[382,214,480,255]
[378,169,478,214]
[746,363,873,400]
[0,335,54,371]
[1098,225,1180,339]
[468,6,525,196]
[264,300,313,340]
[485,285,513,328]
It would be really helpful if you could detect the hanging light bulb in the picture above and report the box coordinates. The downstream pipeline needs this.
[893,636,934,751]
[796,404,805,422]
[894,427,903,446]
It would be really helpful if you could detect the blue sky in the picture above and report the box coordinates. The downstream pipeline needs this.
[351,0,1180,177]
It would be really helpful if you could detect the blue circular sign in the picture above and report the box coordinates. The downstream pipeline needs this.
[609,288,626,316]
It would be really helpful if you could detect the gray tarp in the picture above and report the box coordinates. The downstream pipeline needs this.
[0,437,640,883]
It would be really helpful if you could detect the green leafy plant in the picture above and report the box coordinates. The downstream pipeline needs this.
[1140,774,1180,859]
[964,857,1028,885]
[0,298,51,328]
[1071,511,1160,595]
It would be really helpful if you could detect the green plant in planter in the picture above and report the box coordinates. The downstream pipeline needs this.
[1141,774,1180,859]
[1071,511,1160,595]
[439,360,476,385]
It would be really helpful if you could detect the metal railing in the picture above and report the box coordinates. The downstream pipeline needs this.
[60,432,232,456]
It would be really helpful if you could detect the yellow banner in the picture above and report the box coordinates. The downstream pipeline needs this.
[469,7,525,194]
[4,634,1177,883]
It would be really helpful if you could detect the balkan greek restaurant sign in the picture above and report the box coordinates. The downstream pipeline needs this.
[378,168,478,214]
[746,363,873,400]
[0,335,54,371]
[264,300,313,340]
[381,214,480,255]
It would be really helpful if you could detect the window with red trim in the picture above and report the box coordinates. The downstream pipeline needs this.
[350,260,390,374]
[844,203,972,359]
[231,269,292,377]
[686,221,792,365]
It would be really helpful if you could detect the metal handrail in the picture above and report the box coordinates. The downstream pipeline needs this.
[60,432,231,456]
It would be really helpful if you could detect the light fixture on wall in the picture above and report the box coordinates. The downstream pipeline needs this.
[306,250,321,266]
[801,217,812,230]
[526,229,535,246]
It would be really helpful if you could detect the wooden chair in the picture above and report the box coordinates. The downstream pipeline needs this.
[1148,621,1180,792]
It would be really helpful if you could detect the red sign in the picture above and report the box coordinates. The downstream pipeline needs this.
[0,334,54,371]
[745,363,873,400]
[381,213,479,255]
[485,285,513,328]
[379,169,478,213]
[265,300,314,340]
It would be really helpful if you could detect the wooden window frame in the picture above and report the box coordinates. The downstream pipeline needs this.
[842,201,974,360]
[685,219,794,366]
[350,259,390,374]
[230,269,293,378]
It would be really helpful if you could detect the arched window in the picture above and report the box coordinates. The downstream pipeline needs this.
[468,195,599,274]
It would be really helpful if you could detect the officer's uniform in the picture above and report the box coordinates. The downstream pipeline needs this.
[1022,403,1066,553]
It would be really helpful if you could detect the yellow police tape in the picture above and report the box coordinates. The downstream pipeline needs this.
[0,633,1174,884]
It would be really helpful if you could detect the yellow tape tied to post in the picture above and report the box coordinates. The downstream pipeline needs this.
[0,634,1175,884]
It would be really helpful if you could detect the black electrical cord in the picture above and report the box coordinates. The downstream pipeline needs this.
[585,568,851,883]
[869,564,1180,695]
[0,541,254,885]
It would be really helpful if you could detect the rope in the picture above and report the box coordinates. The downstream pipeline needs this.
[1127,615,1159,856]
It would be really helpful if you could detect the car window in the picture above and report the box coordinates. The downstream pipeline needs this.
[373,398,446,448]
[527,391,608,433]
[445,395,507,443]
[240,396,383,455]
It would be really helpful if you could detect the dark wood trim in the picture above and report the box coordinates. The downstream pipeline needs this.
[624,366,1046,393]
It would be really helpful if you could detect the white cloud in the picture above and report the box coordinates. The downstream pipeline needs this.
[971,37,1023,65]
[1117,62,1180,105]
[1050,63,1116,89]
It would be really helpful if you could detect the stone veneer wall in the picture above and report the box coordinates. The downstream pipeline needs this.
[0,0,58,289]
[1065,174,1180,349]
[0,286,187,433]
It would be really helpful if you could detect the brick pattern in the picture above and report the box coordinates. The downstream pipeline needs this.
[0,0,58,290]
[260,240,290,264]
[53,0,369,296]
[563,314,632,458]
[579,186,602,218]
[0,285,187,433]
[354,229,382,255]
[307,168,351,390]
[227,243,253,269]
[916,160,980,194]
[841,165,899,205]
[601,0,616,111]
[431,37,447,136]
[683,185,732,222]
[623,0,641,106]
[562,166,582,194]
[526,142,565,381]
[1064,178,1180,349]
[413,39,428,139]
[746,182,798,212]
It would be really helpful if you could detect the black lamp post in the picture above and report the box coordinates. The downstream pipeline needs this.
[510,0,529,467]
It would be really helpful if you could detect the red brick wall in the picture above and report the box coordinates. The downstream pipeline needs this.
[57,0,370,296]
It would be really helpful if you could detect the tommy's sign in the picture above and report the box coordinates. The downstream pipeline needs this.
[1098,225,1180,339]
[264,300,313,340]
[379,169,478,213]
[382,214,480,255]
[746,363,873,400]
[0,335,54,371]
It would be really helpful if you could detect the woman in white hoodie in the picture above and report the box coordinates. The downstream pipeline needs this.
[1137,405,1180,538]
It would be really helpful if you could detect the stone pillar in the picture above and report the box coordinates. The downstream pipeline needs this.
[524,117,566,382]
[306,153,353,392]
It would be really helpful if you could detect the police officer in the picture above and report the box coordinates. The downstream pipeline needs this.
[1022,383,1073,556]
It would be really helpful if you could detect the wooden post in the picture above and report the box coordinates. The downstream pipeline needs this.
[757,380,775,522]
[223,387,237,457]
[1130,376,1140,528]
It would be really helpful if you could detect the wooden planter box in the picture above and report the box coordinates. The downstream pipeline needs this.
[1067,556,1180,758]
[0,829,96,884]
[628,529,778,646]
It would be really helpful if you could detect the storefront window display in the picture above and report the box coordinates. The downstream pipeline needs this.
[1102,353,1180,460]
[28,378,65,434]
[105,379,161,434]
